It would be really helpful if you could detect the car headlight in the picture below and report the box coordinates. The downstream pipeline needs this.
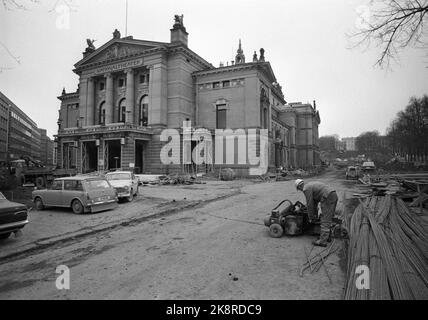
[124,186,129,191]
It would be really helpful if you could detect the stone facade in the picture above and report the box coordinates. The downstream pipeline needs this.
[55,16,321,176]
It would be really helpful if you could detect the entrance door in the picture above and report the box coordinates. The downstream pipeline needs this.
[105,140,121,170]
[82,141,98,173]
[135,140,145,174]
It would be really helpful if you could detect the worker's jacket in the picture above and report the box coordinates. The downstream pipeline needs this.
[302,181,335,219]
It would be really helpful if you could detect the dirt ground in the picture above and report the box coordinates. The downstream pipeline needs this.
[0,168,358,300]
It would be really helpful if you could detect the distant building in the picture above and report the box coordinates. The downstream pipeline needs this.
[54,16,321,175]
[38,129,54,165]
[0,91,50,164]
[342,137,356,151]
[0,94,9,163]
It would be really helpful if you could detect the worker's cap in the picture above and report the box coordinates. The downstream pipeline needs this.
[295,179,304,189]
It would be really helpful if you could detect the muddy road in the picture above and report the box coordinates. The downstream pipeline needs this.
[0,168,356,299]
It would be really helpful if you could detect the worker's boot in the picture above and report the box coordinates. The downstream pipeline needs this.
[312,238,328,247]
[313,227,330,247]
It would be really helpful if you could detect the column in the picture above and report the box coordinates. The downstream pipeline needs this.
[148,63,168,126]
[78,78,88,127]
[125,69,135,124]
[87,78,95,126]
[105,73,114,124]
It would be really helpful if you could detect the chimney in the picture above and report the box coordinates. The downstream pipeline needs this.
[170,14,188,47]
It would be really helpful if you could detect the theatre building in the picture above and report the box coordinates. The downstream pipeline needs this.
[55,16,320,176]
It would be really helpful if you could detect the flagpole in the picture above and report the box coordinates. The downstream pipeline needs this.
[125,0,128,36]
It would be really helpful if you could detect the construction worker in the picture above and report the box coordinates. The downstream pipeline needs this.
[295,179,338,247]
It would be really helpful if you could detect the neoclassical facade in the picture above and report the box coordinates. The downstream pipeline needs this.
[55,16,320,175]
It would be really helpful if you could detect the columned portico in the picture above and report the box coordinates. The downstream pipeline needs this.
[87,78,95,125]
[125,69,135,124]
[105,73,114,124]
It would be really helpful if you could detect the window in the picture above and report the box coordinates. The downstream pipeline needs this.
[222,80,230,88]
[99,102,106,125]
[216,104,227,129]
[84,179,110,189]
[139,74,145,84]
[64,180,83,191]
[139,96,149,126]
[50,180,63,190]
[263,108,268,129]
[119,99,126,123]
[146,74,149,83]
[99,82,105,91]
[213,82,220,89]
[119,78,125,87]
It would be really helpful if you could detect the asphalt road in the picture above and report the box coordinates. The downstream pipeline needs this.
[0,168,354,299]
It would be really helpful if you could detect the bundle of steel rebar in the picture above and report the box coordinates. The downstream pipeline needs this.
[343,195,428,300]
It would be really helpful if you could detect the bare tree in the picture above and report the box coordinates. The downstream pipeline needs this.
[350,0,428,68]
[1,0,39,10]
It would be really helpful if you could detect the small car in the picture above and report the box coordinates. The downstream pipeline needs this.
[0,191,29,240]
[346,166,359,180]
[32,176,118,214]
[105,171,139,202]
[361,161,376,173]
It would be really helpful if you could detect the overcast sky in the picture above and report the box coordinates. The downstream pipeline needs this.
[1,0,427,139]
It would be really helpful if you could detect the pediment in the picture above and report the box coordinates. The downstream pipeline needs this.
[74,39,166,69]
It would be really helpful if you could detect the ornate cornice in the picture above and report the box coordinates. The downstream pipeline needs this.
[167,45,213,69]
[57,92,79,101]
[73,46,167,74]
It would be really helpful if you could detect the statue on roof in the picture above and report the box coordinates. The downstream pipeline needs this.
[174,14,184,26]
[113,29,121,39]
[259,48,265,62]
[86,39,96,50]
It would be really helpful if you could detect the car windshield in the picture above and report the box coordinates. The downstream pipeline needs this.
[0,192,5,200]
[106,173,131,180]
[85,179,111,189]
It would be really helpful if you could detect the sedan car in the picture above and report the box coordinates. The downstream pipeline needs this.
[0,191,29,240]
[105,171,139,202]
[32,176,118,214]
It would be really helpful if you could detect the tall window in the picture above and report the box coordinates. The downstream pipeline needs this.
[216,104,227,129]
[99,102,106,125]
[119,99,126,123]
[139,96,149,126]
[263,107,268,129]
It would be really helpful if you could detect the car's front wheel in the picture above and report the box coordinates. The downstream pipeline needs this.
[34,197,44,211]
[127,190,134,202]
[71,199,84,214]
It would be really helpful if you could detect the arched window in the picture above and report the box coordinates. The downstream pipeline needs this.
[139,96,149,126]
[119,99,126,123]
[99,101,106,125]
[263,107,268,129]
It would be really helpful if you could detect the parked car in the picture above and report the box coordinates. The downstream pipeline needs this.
[346,166,359,180]
[32,176,118,214]
[105,171,139,202]
[0,191,29,240]
[362,161,376,173]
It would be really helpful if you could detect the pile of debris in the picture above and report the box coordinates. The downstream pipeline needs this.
[158,174,206,186]
[343,195,428,299]
[354,173,428,210]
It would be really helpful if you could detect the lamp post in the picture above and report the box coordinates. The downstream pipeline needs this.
[114,156,119,169]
